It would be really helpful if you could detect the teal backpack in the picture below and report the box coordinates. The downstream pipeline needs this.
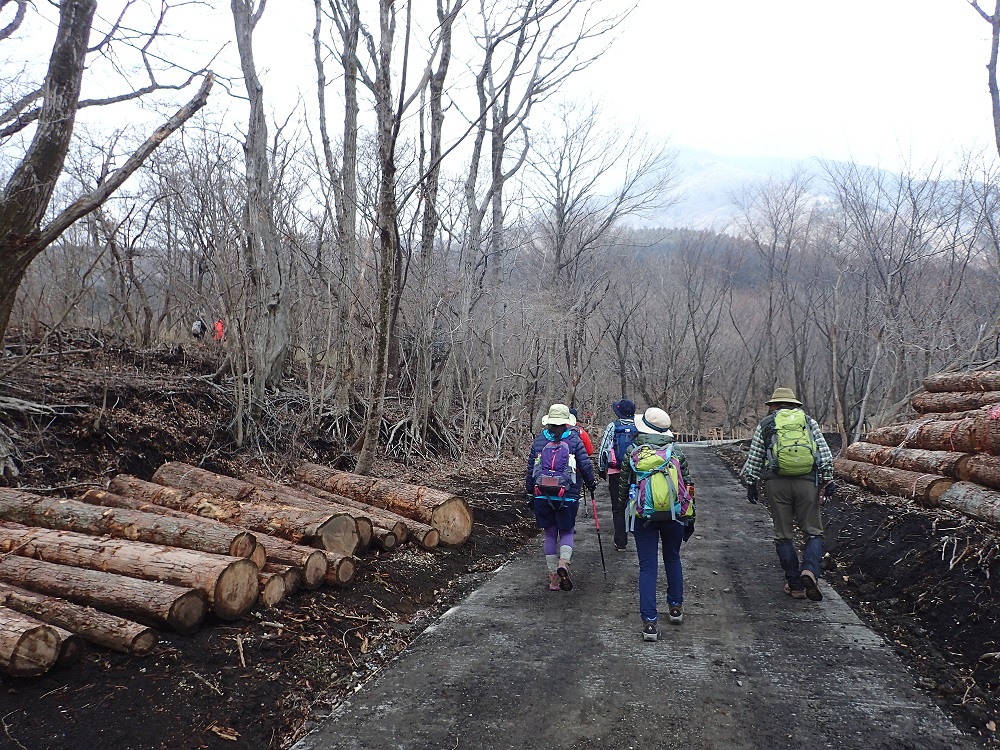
[626,443,694,529]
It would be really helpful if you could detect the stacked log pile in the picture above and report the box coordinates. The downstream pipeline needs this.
[0,461,471,677]
[835,370,1000,526]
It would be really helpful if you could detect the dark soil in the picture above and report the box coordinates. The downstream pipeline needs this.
[0,333,997,748]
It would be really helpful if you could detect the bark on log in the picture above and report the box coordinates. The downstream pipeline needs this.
[5,488,257,559]
[864,410,1000,455]
[0,555,206,634]
[0,606,60,676]
[241,475,371,553]
[923,371,1000,392]
[250,533,327,590]
[370,526,397,551]
[938,482,1000,524]
[286,480,440,549]
[911,390,1000,414]
[956,454,1000,491]
[320,550,356,587]
[51,625,85,667]
[293,464,471,546]
[249,542,267,569]
[262,563,302,597]
[0,582,157,655]
[833,458,954,507]
[841,442,970,478]
[107,475,358,556]
[0,522,258,621]
[151,462,257,500]
[257,571,286,608]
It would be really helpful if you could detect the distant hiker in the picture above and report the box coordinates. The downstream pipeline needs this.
[740,386,835,602]
[596,399,639,551]
[212,319,225,342]
[526,403,597,592]
[191,318,208,340]
[618,407,694,641]
[569,408,595,456]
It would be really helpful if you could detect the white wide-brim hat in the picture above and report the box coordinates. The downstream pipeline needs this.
[635,407,672,434]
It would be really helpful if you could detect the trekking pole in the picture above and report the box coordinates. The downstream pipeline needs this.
[589,488,607,579]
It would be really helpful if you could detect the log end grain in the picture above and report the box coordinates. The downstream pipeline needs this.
[413,527,439,550]
[211,559,260,621]
[228,532,257,559]
[129,628,159,657]
[300,551,328,590]
[430,498,473,547]
[258,573,286,608]
[324,554,356,587]
[167,589,209,635]
[1,623,60,677]
[317,515,361,557]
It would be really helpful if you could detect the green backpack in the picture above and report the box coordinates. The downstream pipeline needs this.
[768,408,817,476]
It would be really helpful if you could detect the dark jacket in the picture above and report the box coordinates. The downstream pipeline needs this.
[525,427,596,501]
[616,432,692,508]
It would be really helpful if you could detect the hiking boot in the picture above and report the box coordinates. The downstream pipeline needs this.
[799,570,823,601]
[556,560,573,591]
[668,604,683,624]
[642,621,660,642]
[614,545,628,552]
[784,582,807,600]
[548,573,561,591]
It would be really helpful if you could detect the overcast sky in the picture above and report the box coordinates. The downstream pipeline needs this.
[565,0,996,169]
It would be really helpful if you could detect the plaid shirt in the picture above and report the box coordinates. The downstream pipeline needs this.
[740,412,834,484]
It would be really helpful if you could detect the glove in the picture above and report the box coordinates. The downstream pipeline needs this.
[747,483,758,504]
[823,481,836,499]
[687,483,695,498]
[587,483,597,494]
[683,523,695,542]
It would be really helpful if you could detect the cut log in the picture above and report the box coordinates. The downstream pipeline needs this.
[151,462,257,500]
[51,625,85,667]
[3,488,257,559]
[0,522,258,621]
[241,475,371,553]
[286,480,442,549]
[262,563,302,597]
[320,550,356,587]
[956,454,1000,491]
[923,370,1000,392]
[250,533,327,590]
[258,571,286,608]
[293,463,472,547]
[911,390,1000,414]
[370,526,397,551]
[834,457,954,507]
[938,482,1000,524]
[0,582,157,655]
[864,410,1000,455]
[841,442,969,478]
[0,606,60,676]
[0,555,206,634]
[107,475,358,556]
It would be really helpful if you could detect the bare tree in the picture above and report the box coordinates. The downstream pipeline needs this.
[970,1,1000,158]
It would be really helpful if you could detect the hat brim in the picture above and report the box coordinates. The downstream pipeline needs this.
[766,398,803,406]
[542,414,576,426]
[635,413,669,434]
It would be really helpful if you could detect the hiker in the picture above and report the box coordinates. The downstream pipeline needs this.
[569,408,595,455]
[597,399,639,551]
[526,403,597,592]
[191,318,208,340]
[212,319,225,342]
[740,386,835,602]
[618,407,695,641]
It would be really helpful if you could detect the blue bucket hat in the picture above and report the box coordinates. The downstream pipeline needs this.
[612,399,635,419]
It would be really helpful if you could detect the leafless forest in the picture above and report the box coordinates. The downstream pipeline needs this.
[3,1,1000,469]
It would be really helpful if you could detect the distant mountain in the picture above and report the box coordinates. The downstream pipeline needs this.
[636,147,835,231]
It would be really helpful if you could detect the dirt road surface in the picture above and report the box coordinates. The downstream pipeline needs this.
[293,447,977,750]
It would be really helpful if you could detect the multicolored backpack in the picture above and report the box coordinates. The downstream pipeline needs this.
[626,443,694,528]
[532,433,578,499]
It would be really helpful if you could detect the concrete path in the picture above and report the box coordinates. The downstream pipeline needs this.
[293,447,978,750]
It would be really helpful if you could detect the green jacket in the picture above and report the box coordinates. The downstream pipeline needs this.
[616,432,692,508]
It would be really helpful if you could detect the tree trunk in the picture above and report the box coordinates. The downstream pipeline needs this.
[293,463,472,546]
[250,533,327,590]
[0,606,60,677]
[910,390,1000,413]
[243,474,373,551]
[288,480,438,549]
[923,370,1000,392]
[833,457,953,507]
[0,555,206,635]
[841,442,970,477]
[110,474,359,555]
[938,481,1000,524]
[152,462,256,499]
[0,582,157,656]
[956,454,1000,490]
[5,488,256,558]
[864,412,1000,455]
[0,521,258,621]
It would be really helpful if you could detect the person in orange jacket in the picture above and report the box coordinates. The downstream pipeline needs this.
[569,408,594,456]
